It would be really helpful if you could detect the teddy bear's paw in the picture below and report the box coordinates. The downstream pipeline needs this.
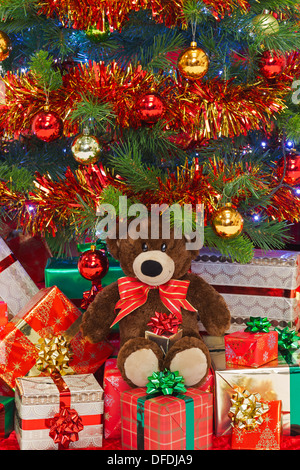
[117,338,164,388]
[164,336,210,387]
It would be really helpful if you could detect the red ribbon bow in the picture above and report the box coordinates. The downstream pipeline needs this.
[147,311,181,336]
[49,406,84,449]
[111,277,196,327]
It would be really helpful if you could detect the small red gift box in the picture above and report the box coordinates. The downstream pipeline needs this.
[121,387,213,450]
[231,400,282,450]
[0,286,113,390]
[224,330,278,367]
[103,358,131,439]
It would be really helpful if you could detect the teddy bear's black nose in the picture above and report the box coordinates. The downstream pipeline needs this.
[141,260,163,277]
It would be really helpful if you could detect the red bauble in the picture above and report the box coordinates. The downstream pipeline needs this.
[277,151,300,186]
[31,109,63,142]
[136,92,165,124]
[78,247,109,281]
[258,50,286,80]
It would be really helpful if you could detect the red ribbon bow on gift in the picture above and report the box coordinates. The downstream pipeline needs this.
[49,406,84,449]
[147,311,181,336]
[111,277,196,327]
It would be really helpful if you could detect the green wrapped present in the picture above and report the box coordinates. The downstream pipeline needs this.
[45,257,124,301]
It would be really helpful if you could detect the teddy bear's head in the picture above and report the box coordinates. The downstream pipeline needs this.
[106,216,199,286]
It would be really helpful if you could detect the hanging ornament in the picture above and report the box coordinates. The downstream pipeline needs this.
[78,245,109,309]
[252,13,280,35]
[31,106,63,142]
[211,203,244,239]
[85,25,111,43]
[258,50,286,80]
[71,128,102,165]
[136,89,165,124]
[177,42,209,80]
[277,150,300,187]
[0,31,12,62]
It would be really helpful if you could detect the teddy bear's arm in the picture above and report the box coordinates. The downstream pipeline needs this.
[186,272,231,336]
[80,281,120,343]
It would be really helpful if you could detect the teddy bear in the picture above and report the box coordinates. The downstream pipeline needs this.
[81,216,231,388]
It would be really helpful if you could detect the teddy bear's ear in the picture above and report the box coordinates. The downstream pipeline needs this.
[106,237,120,260]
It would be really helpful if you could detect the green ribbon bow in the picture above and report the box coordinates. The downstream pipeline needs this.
[245,316,272,333]
[146,369,187,396]
[275,326,300,352]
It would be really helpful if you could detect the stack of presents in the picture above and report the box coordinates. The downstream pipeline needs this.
[0,231,299,451]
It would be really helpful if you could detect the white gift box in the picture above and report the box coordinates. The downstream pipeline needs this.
[192,248,300,333]
[0,237,38,317]
[15,374,103,450]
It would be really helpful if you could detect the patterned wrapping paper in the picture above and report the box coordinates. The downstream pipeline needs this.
[15,374,103,450]
[0,237,39,317]
[211,346,300,437]
[224,330,278,367]
[191,248,300,333]
[0,286,113,390]
[231,400,282,450]
[103,358,131,440]
[121,387,213,450]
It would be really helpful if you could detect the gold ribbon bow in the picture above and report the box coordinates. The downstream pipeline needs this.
[36,334,73,376]
[228,387,270,431]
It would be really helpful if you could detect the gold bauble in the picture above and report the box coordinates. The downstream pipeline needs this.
[0,31,12,62]
[252,13,280,35]
[177,42,209,80]
[211,203,244,239]
[71,130,102,165]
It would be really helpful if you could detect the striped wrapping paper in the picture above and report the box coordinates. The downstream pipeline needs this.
[121,387,213,450]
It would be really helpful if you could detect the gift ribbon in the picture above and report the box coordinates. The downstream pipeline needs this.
[0,253,16,273]
[245,317,272,333]
[147,311,181,336]
[211,284,300,299]
[111,277,197,327]
[146,370,187,396]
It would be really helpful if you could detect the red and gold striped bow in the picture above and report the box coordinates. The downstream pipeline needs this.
[110,276,197,327]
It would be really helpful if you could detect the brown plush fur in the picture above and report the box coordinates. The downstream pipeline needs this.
[81,217,231,387]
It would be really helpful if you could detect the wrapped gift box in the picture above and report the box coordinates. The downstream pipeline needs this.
[103,358,131,439]
[0,286,113,390]
[0,237,39,317]
[0,301,8,329]
[15,374,103,450]
[45,257,124,301]
[231,400,281,450]
[121,387,213,450]
[224,330,278,367]
[145,329,183,356]
[192,248,300,333]
[0,396,15,438]
[211,345,300,436]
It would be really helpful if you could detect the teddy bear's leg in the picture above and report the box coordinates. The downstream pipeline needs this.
[163,336,211,387]
[117,338,164,388]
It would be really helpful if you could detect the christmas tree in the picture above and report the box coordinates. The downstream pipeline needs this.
[0,0,300,261]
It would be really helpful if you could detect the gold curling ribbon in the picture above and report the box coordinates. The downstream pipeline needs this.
[228,387,270,431]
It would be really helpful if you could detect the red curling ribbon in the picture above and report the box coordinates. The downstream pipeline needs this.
[111,277,197,327]
[147,311,181,336]
[0,254,16,273]
[81,281,103,310]
[48,374,83,450]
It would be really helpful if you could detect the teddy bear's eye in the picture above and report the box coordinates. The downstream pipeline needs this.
[142,243,148,252]
[161,243,167,252]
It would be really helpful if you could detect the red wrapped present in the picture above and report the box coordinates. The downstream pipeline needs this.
[230,389,282,450]
[103,358,131,439]
[224,329,278,367]
[0,286,113,390]
[121,385,213,450]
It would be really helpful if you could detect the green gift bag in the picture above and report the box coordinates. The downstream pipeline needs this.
[0,396,14,438]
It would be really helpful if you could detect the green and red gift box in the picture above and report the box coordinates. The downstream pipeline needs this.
[121,380,213,450]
